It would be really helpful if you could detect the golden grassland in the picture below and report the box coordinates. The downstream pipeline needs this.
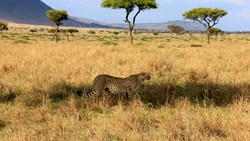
[0,25,250,140]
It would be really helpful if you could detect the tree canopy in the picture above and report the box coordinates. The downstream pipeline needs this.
[101,0,157,11]
[46,10,68,26]
[101,0,158,44]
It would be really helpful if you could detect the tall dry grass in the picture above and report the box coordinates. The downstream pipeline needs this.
[0,26,250,140]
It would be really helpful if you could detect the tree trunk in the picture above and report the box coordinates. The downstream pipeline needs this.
[66,32,69,42]
[0,30,2,40]
[55,25,59,43]
[126,22,133,45]
[129,28,133,45]
[130,9,140,45]
[71,33,75,41]
[207,28,210,44]
[125,10,134,45]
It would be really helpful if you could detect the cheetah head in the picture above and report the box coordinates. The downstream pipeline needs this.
[138,72,151,82]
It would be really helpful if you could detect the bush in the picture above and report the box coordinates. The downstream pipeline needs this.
[88,30,96,35]
[191,44,202,48]
[153,32,160,36]
[67,29,79,34]
[30,29,37,33]
[113,31,119,35]
[0,22,8,32]
[48,29,56,33]
[167,24,184,34]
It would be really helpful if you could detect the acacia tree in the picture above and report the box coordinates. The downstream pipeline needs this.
[66,29,79,41]
[210,27,222,40]
[46,10,68,42]
[183,8,227,44]
[167,24,184,34]
[101,0,158,45]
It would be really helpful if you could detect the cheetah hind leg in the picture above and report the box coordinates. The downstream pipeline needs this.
[104,87,112,95]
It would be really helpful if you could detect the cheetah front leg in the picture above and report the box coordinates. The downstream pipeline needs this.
[125,89,137,100]
[125,91,130,100]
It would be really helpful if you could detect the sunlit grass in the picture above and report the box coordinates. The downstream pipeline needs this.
[0,25,249,140]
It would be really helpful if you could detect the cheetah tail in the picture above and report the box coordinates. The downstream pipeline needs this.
[86,90,97,97]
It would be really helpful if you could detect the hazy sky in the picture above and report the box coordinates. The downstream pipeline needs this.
[41,0,250,31]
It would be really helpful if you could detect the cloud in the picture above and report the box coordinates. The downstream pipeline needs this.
[220,0,247,5]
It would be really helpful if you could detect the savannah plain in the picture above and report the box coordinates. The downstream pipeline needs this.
[0,24,250,141]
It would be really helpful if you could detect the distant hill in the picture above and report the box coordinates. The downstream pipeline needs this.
[68,16,205,31]
[109,20,205,31]
[0,0,51,25]
[0,0,109,28]
[0,0,205,31]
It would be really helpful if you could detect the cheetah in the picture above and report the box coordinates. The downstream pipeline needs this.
[87,72,150,99]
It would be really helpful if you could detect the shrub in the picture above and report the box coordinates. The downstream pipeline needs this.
[0,22,8,32]
[88,30,96,35]
[30,29,38,32]
[67,29,79,34]
[153,32,160,36]
[167,24,184,34]
[113,31,119,35]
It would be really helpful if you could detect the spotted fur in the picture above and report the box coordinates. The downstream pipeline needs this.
[87,72,150,99]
